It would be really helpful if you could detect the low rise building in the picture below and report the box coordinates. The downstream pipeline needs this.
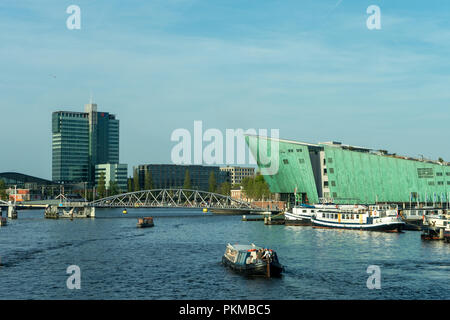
[220,166,255,185]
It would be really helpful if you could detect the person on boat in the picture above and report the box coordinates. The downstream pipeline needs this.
[262,249,271,261]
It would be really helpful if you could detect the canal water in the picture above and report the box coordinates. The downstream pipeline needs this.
[0,208,449,300]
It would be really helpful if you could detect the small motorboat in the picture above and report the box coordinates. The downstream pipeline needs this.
[222,243,284,277]
[137,217,154,228]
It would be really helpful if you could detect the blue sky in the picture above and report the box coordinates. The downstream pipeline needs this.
[1,0,450,179]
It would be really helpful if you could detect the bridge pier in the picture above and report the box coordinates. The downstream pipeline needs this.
[84,207,95,218]
[8,204,17,219]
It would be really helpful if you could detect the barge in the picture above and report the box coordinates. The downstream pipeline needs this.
[137,217,154,228]
[222,243,284,277]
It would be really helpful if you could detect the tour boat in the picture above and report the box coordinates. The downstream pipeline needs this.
[311,204,405,232]
[137,217,154,228]
[0,217,7,226]
[285,203,367,226]
[222,243,284,277]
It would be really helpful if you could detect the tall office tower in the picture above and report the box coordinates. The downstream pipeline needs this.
[52,102,120,185]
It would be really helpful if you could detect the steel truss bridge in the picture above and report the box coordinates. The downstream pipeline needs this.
[89,188,263,211]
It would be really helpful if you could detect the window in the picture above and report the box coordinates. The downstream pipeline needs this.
[298,159,305,164]
[283,159,289,164]
[437,172,443,176]
[329,168,334,174]
[428,181,435,186]
[331,181,336,187]
[332,192,337,198]
[324,181,329,187]
[288,149,293,153]
[438,181,444,185]
[328,158,333,163]
[296,149,302,152]
[446,172,450,176]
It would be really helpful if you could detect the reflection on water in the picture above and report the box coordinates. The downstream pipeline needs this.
[0,208,449,299]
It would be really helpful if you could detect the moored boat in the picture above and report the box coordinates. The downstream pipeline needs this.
[222,243,284,277]
[421,213,448,240]
[0,217,7,226]
[311,204,404,232]
[284,204,316,226]
[137,217,154,228]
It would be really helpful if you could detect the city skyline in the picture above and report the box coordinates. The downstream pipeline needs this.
[2,1,450,180]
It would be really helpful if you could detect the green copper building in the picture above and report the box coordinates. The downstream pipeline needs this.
[52,102,120,185]
[246,135,450,206]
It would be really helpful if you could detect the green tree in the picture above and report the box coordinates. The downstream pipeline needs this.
[241,175,271,200]
[97,172,106,199]
[144,169,154,190]
[208,171,217,193]
[183,169,191,190]
[0,179,7,200]
[127,177,133,193]
[218,181,231,196]
[109,180,120,196]
[133,169,140,191]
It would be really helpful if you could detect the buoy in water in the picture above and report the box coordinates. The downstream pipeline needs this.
[123,209,128,214]
[203,208,208,213]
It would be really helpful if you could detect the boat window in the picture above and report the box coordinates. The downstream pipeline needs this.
[303,210,307,213]
[311,210,315,213]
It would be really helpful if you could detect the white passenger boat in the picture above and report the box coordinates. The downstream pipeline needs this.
[285,203,367,226]
[311,204,404,232]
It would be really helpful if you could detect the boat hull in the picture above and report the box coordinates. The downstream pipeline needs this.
[137,223,154,228]
[222,256,283,277]
[284,212,311,226]
[311,219,404,232]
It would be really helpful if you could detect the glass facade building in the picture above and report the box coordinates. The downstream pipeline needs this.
[246,135,450,206]
[95,164,128,192]
[52,103,120,185]
[136,164,230,191]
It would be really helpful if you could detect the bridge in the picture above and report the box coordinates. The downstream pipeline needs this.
[2,189,268,219]
[89,189,261,211]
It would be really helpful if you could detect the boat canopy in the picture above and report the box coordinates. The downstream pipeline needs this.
[227,243,263,252]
